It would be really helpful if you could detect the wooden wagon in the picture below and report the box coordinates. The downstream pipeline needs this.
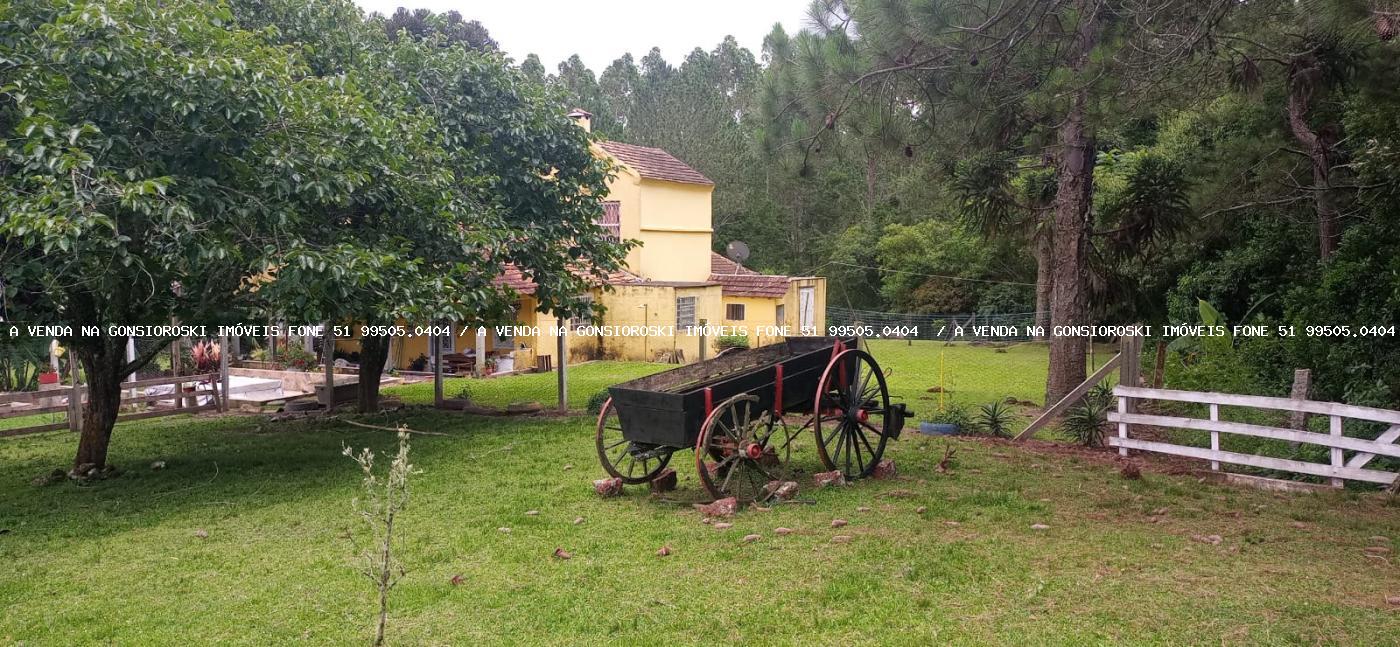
[596,337,911,501]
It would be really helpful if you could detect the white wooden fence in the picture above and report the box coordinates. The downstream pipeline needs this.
[1108,385,1400,487]
[0,373,223,438]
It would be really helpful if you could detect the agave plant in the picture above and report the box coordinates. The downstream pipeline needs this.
[1063,384,1114,447]
[977,401,1016,438]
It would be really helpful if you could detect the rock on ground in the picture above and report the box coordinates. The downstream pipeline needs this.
[814,471,847,488]
[593,477,623,498]
[649,468,678,493]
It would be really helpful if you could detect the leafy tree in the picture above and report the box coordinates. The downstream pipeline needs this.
[0,0,383,469]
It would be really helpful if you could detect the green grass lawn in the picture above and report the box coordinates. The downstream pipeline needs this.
[386,361,672,409]
[2,350,1397,644]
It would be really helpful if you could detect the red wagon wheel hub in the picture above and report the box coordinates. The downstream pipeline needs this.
[855,409,869,423]
[743,442,765,460]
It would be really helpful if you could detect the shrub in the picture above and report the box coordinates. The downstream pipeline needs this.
[586,389,611,414]
[280,344,317,371]
[1063,384,1113,447]
[715,334,750,351]
[977,401,1015,437]
[928,402,972,429]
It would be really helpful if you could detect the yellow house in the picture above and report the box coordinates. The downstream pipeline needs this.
[357,109,827,372]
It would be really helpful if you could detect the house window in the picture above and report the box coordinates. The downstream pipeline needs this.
[597,201,621,241]
[431,328,455,358]
[775,304,785,326]
[676,296,697,329]
[726,303,745,321]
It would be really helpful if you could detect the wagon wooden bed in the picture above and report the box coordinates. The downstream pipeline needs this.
[595,336,911,501]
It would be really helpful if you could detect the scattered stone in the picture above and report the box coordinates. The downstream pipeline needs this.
[831,535,852,543]
[1120,463,1142,480]
[872,458,897,480]
[885,489,914,498]
[761,480,800,501]
[525,510,539,516]
[916,506,927,514]
[700,517,713,525]
[1363,546,1391,555]
[649,468,678,494]
[593,477,623,498]
[552,548,572,560]
[813,470,847,488]
[742,534,761,543]
[449,574,466,586]
[1368,535,1390,544]
[713,522,733,530]
[498,527,512,534]
[693,497,738,518]
[856,506,871,513]
[1289,521,1309,529]
[1150,507,1168,516]
[193,529,209,539]
[1386,595,1400,607]
[1030,523,1050,531]
[943,521,961,527]
[775,527,794,536]
[656,545,672,557]
[30,469,65,487]
[1192,534,1223,545]
[150,461,167,471]
[562,464,573,471]
[831,519,849,528]
[573,517,585,525]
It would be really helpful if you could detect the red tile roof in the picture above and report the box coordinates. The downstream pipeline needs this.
[709,252,790,298]
[598,141,714,186]
[494,263,645,296]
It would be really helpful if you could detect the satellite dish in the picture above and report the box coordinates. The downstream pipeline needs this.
[725,240,750,264]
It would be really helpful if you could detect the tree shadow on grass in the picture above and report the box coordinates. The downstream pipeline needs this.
[0,409,559,545]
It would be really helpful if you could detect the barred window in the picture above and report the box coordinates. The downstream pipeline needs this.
[597,201,621,241]
[676,296,697,329]
[726,303,745,321]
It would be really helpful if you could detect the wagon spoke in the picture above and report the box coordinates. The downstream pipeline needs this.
[854,424,876,460]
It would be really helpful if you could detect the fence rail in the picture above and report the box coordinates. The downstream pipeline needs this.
[1109,385,1400,487]
[0,373,222,439]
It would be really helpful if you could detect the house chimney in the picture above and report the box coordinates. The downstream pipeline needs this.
[566,108,592,133]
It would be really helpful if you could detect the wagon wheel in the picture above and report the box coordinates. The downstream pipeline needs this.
[596,398,673,484]
[695,393,799,502]
[813,349,892,480]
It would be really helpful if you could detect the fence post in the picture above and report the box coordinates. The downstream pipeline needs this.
[698,318,708,362]
[219,334,230,413]
[1209,403,1220,471]
[432,331,443,408]
[68,348,82,433]
[1116,394,1128,456]
[1329,415,1344,488]
[556,317,567,412]
[1152,341,1167,388]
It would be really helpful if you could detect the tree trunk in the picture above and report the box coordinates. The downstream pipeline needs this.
[71,336,130,472]
[358,334,391,414]
[1045,1,1099,405]
[1033,223,1053,339]
[1286,61,1343,260]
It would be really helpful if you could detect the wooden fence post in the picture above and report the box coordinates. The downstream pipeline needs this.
[219,334,230,413]
[1329,415,1344,488]
[321,322,335,409]
[1209,403,1220,470]
[557,317,567,412]
[68,348,82,433]
[1152,340,1166,388]
[432,331,443,408]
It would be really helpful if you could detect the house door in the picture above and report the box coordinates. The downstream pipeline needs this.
[798,287,816,332]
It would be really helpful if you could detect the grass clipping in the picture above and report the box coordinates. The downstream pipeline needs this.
[344,426,416,646]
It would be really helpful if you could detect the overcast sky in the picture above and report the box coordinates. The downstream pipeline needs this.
[352,0,814,71]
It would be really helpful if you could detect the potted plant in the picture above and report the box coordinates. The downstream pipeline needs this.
[919,403,972,435]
